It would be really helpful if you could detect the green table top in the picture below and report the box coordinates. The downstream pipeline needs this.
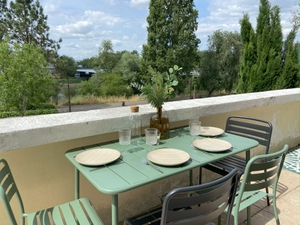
[65,127,258,195]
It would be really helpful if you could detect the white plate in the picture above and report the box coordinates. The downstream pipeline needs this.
[75,148,121,166]
[200,126,224,137]
[147,148,190,166]
[193,138,232,152]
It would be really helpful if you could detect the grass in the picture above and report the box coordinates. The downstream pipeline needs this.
[57,95,142,106]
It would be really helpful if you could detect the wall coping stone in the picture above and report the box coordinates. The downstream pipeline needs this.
[0,88,299,152]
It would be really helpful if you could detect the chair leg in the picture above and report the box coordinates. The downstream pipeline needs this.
[218,215,221,225]
[247,206,251,225]
[266,187,270,206]
[272,197,280,225]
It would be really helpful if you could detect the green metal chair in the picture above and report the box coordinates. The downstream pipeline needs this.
[124,168,240,225]
[230,144,288,225]
[0,158,104,225]
[200,115,273,205]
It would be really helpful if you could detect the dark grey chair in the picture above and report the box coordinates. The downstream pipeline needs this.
[124,168,240,225]
[199,115,273,205]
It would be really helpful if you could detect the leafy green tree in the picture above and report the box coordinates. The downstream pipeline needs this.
[100,73,133,97]
[76,79,101,96]
[55,55,77,112]
[96,40,119,73]
[199,50,221,96]
[206,30,242,94]
[55,55,77,78]
[2,0,62,61]
[0,41,51,116]
[142,0,200,88]
[0,0,7,40]
[77,57,98,68]
[114,51,142,93]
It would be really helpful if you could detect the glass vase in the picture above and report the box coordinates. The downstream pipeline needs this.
[150,107,169,140]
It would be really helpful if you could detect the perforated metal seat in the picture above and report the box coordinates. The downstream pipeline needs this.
[124,168,240,225]
[199,115,273,205]
[0,158,104,225]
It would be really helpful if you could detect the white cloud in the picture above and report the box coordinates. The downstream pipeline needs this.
[196,0,297,49]
[129,0,149,10]
[111,39,122,47]
[104,0,118,6]
[41,0,297,60]
[44,4,59,14]
[56,21,92,33]
[83,10,124,26]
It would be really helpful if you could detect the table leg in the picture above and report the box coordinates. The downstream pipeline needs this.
[246,150,250,163]
[112,194,118,225]
[75,168,79,199]
[189,170,193,186]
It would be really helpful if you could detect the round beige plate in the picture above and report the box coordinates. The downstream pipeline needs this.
[75,148,121,166]
[193,138,232,152]
[200,126,224,137]
[147,148,190,166]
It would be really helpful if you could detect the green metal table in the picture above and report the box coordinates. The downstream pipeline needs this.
[65,127,258,225]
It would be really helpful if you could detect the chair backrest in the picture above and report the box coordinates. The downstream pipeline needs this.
[235,144,288,209]
[160,169,240,225]
[0,158,25,225]
[225,116,273,154]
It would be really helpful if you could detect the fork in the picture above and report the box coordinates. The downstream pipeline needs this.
[141,158,164,173]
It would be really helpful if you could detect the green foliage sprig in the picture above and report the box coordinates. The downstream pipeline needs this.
[141,65,181,108]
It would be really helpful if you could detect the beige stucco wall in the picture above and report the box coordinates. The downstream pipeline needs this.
[0,89,299,224]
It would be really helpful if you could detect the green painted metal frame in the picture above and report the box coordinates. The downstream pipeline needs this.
[65,127,259,225]
[0,158,104,225]
[230,144,288,225]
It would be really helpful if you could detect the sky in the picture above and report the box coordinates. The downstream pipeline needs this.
[39,0,298,61]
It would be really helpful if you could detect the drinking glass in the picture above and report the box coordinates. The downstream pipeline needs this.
[145,128,158,151]
[118,129,131,151]
[189,121,201,145]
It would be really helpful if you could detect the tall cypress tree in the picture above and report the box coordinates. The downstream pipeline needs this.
[237,0,298,93]
[142,0,200,85]
[237,14,257,93]
[275,26,299,89]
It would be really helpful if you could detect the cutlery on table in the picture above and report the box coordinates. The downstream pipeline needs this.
[141,158,164,173]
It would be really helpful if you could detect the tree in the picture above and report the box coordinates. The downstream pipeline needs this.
[2,0,62,61]
[275,23,299,88]
[55,55,77,112]
[237,0,298,93]
[114,51,142,93]
[237,14,257,93]
[0,41,51,116]
[55,55,77,78]
[77,57,98,68]
[0,0,7,40]
[199,50,221,96]
[206,30,242,94]
[142,0,200,88]
[96,40,119,73]
[99,73,133,97]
